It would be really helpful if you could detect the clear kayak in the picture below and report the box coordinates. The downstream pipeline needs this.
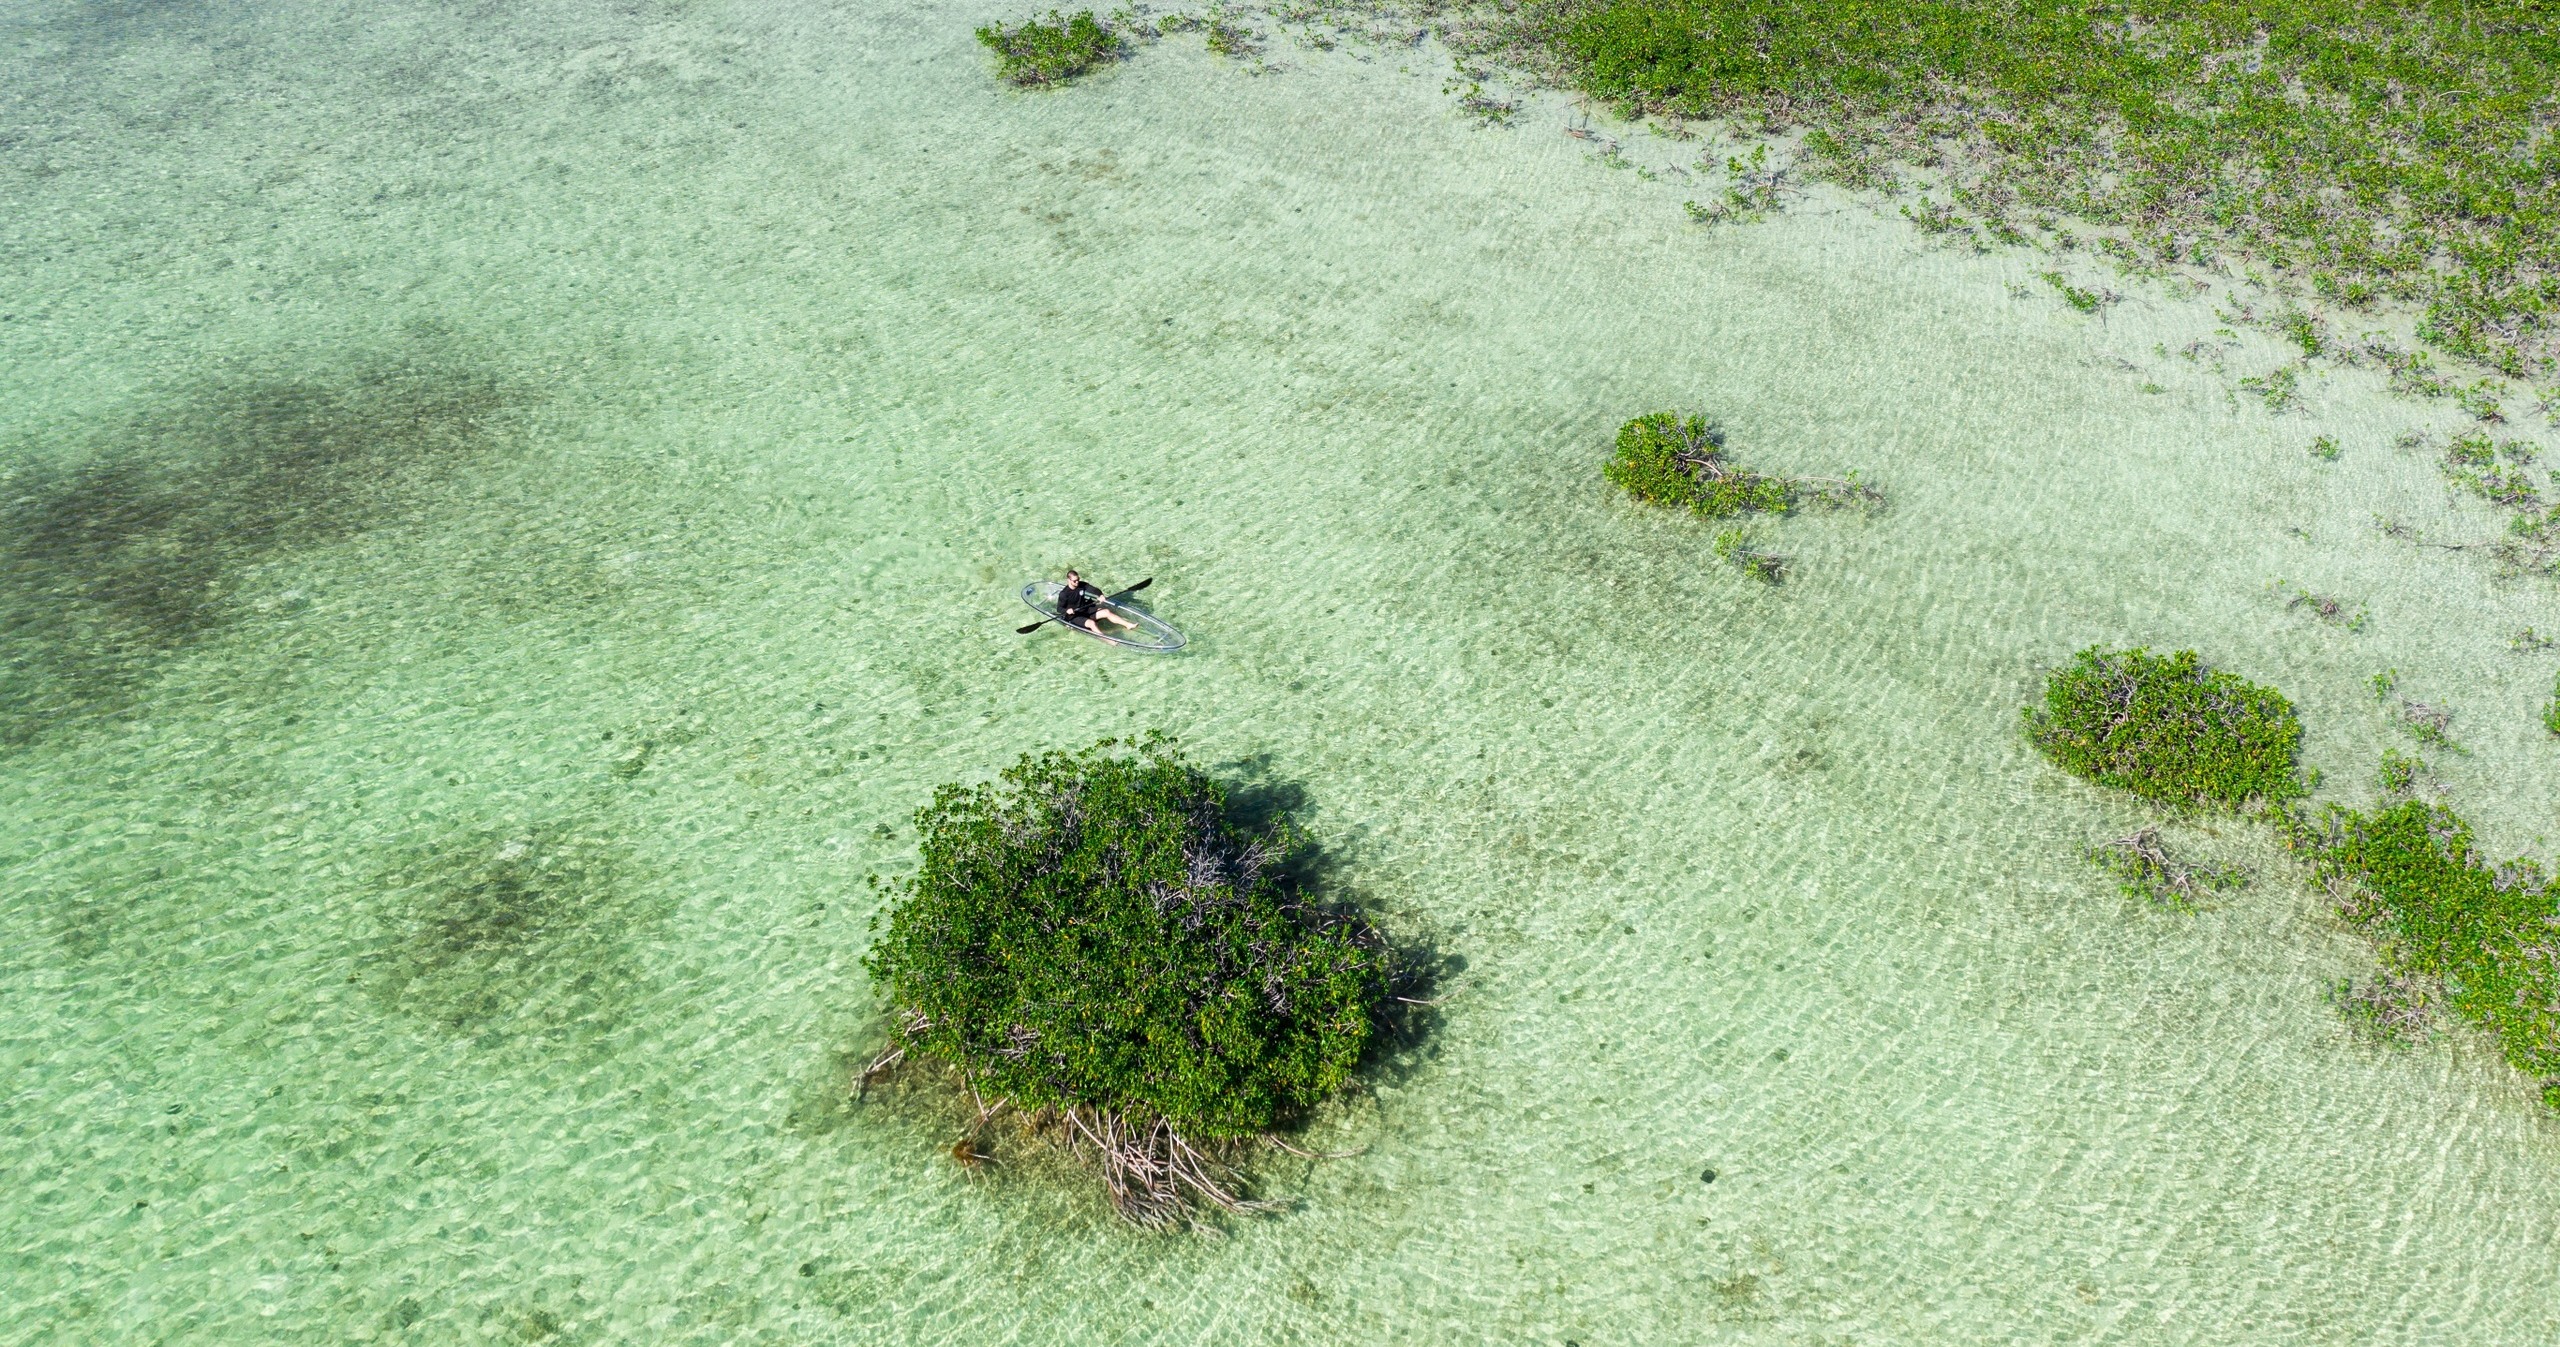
[1020,581,1186,653]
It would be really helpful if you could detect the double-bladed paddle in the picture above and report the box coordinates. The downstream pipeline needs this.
[1017,577,1152,634]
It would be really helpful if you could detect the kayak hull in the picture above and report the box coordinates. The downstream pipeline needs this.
[1021,581,1186,653]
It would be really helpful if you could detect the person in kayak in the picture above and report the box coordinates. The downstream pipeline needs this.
[1056,569,1138,637]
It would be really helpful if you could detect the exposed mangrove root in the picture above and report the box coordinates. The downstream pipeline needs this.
[855,1008,933,1099]
[1059,1106,1279,1231]
[2087,826,2246,910]
[855,1045,906,1100]
[859,1051,1330,1227]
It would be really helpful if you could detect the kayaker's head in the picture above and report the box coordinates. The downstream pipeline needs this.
[1063,569,1082,587]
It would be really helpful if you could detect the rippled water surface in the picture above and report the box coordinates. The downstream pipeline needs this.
[7,2,2560,1342]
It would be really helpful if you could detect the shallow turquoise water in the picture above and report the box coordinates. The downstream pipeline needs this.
[6,2,2560,1342]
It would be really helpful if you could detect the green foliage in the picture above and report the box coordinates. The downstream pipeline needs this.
[2278,310,2327,359]
[977,9,1123,86]
[2376,747,2423,796]
[1711,527,1786,583]
[2545,670,2560,737]
[2457,381,2508,424]
[2024,647,2306,810]
[2039,270,2107,314]
[1681,144,1786,225]
[1900,198,1973,240]
[2294,799,2560,1104]
[2087,826,2247,911]
[2239,363,2303,413]
[1446,63,1521,125]
[1203,6,1260,57]
[1604,412,1791,516]
[863,735,1392,1139]
[2378,344,2456,399]
[1604,411,1881,527]
[2437,430,2543,507]
[1494,0,2560,375]
[2308,434,2341,461]
[2330,971,2437,1045]
[2275,582,2365,630]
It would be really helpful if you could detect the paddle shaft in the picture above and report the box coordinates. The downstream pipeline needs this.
[1017,577,1151,634]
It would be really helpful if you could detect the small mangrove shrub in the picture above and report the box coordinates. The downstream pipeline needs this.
[2385,428,2560,574]
[977,9,1123,86]
[2372,669,2460,751]
[2544,671,2560,737]
[2399,699,2458,749]
[2039,270,2110,315]
[2238,364,2304,414]
[1606,413,1786,515]
[2278,310,2326,359]
[862,734,1395,1227]
[2376,747,2425,797]
[1680,145,1791,226]
[2087,826,2246,911]
[1711,527,1785,583]
[2457,381,2507,424]
[1445,64,1521,125]
[2024,647,2306,810]
[1202,6,1260,58]
[2439,431,2542,508]
[1604,411,1881,518]
[2294,799,2560,1105]
[2381,346,2456,399]
[1900,198,1975,243]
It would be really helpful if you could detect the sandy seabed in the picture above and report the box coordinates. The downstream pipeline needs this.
[5,2,2559,1342]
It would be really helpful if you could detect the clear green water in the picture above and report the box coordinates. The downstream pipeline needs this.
[7,2,2560,1342]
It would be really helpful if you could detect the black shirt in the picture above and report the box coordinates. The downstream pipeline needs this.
[1057,580,1100,621]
